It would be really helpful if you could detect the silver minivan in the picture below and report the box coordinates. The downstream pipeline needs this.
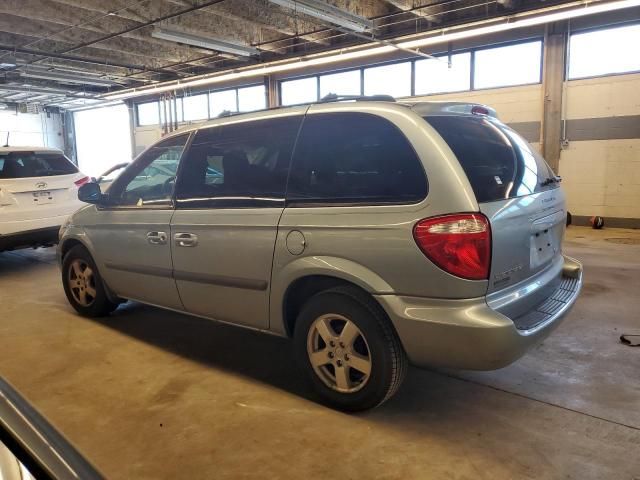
[58,99,583,411]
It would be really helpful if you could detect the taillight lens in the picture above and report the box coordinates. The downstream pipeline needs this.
[74,176,90,187]
[413,213,491,280]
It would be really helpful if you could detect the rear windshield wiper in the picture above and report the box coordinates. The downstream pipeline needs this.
[540,175,562,187]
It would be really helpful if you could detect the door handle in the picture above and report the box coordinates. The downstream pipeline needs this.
[174,232,198,247]
[147,231,167,245]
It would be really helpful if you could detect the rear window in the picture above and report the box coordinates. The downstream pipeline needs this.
[287,112,428,204]
[425,116,556,203]
[0,152,78,179]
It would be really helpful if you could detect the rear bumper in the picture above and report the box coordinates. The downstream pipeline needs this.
[0,226,60,251]
[376,255,583,370]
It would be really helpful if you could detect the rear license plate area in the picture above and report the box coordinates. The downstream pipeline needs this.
[32,191,53,205]
[530,226,561,269]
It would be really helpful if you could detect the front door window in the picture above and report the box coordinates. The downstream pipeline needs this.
[110,134,189,207]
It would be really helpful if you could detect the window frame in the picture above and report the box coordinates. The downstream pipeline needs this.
[414,51,472,96]
[285,111,428,208]
[566,21,640,81]
[174,115,305,209]
[363,60,413,98]
[104,132,193,210]
[279,76,321,107]
[136,101,161,127]
[275,37,546,106]
[470,38,544,91]
[134,83,267,128]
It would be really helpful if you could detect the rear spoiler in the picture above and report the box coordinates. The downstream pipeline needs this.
[409,101,498,119]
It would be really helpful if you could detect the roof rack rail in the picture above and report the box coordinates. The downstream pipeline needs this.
[319,94,396,103]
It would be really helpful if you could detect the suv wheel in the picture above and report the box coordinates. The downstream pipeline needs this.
[294,286,407,411]
[62,245,118,317]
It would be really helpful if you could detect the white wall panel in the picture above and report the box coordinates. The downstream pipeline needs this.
[0,110,64,149]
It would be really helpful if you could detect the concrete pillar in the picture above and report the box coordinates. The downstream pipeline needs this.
[540,22,567,171]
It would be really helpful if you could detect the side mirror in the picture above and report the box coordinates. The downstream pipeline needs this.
[78,182,106,205]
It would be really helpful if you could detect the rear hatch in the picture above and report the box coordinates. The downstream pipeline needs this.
[424,115,564,304]
[0,151,85,221]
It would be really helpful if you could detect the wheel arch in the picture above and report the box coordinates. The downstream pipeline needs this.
[273,256,396,337]
[58,234,120,304]
[59,237,87,260]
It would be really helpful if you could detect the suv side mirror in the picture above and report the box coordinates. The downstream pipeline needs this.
[78,182,106,205]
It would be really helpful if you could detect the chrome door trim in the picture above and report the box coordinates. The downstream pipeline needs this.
[173,270,268,291]
[104,263,173,278]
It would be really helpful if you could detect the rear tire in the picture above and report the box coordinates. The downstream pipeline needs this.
[293,285,407,412]
[62,245,118,317]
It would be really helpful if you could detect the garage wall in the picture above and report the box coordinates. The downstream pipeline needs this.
[559,73,640,221]
[0,109,64,150]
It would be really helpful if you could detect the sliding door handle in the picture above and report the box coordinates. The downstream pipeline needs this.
[174,232,198,247]
[146,231,167,245]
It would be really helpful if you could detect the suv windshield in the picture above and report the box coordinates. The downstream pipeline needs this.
[0,151,78,179]
[425,115,557,203]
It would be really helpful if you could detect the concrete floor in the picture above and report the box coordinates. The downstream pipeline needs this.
[1,226,639,480]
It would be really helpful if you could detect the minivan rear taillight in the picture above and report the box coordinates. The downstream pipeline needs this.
[413,214,491,280]
[74,176,90,187]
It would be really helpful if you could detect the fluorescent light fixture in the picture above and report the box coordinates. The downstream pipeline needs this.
[269,0,373,33]
[152,28,260,57]
[21,70,119,87]
[103,0,640,101]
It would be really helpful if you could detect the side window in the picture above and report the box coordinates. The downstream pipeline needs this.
[288,112,428,204]
[110,134,188,207]
[175,116,302,208]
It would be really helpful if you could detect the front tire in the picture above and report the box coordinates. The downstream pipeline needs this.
[294,286,407,411]
[62,245,118,317]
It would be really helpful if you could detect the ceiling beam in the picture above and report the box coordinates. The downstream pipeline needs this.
[0,41,181,76]
[4,0,218,60]
[0,84,98,99]
[384,0,442,22]
[0,0,234,75]
[164,0,319,40]
[0,11,203,66]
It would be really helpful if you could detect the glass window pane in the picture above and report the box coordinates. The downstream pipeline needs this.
[280,77,318,106]
[569,24,640,79]
[175,116,304,206]
[425,116,555,203]
[238,85,266,112]
[288,112,427,203]
[0,152,77,178]
[363,62,411,98]
[319,70,361,98]
[137,102,159,126]
[474,41,542,89]
[210,89,237,118]
[183,94,209,121]
[415,52,471,95]
[112,134,188,207]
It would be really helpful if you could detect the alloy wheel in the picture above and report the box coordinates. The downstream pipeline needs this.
[306,314,372,393]
[68,259,97,307]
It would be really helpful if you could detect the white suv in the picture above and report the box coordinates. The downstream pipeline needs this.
[0,146,88,252]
